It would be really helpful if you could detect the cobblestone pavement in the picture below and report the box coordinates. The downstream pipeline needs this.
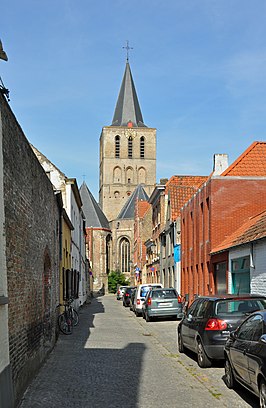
[19,295,259,408]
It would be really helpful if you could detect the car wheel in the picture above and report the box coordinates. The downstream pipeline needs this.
[177,330,185,353]
[197,339,212,368]
[224,357,235,389]
[260,379,266,408]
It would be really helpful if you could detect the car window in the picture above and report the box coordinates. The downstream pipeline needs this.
[187,299,200,316]
[238,314,263,341]
[215,298,266,316]
[194,300,209,318]
[151,289,177,299]
[140,287,151,297]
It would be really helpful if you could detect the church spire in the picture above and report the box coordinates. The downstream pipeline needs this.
[111,62,146,128]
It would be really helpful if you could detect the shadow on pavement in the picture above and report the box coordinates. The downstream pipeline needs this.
[19,297,145,408]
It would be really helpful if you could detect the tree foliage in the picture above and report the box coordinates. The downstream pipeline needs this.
[108,271,130,293]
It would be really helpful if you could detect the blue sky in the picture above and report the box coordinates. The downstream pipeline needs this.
[1,1,266,198]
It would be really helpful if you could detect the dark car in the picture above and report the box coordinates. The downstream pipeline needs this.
[177,295,266,368]
[142,288,183,322]
[122,286,136,307]
[129,288,137,312]
[224,310,266,407]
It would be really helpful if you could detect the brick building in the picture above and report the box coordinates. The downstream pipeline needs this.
[211,210,266,296]
[1,92,60,405]
[133,198,151,284]
[181,143,266,303]
[160,175,207,292]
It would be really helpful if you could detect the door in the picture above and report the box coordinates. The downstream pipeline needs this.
[181,299,202,349]
[230,314,261,385]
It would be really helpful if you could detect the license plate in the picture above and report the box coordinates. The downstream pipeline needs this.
[158,302,171,307]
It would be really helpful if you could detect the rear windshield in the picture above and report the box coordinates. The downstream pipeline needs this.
[151,289,177,299]
[215,298,266,316]
[140,285,161,297]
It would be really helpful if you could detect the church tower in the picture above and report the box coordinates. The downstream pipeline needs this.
[99,61,156,222]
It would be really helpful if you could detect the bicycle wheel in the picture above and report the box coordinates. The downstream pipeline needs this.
[70,308,79,326]
[58,313,73,335]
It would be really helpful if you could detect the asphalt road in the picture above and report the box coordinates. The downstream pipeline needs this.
[19,295,259,408]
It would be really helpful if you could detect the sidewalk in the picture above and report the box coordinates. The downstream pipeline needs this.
[19,296,107,408]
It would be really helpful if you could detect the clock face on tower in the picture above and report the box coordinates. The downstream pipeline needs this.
[124,128,137,139]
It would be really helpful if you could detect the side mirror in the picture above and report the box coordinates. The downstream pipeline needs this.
[259,334,266,344]
[230,330,237,340]
[187,313,193,322]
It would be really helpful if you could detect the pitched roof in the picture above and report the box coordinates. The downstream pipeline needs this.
[211,210,266,253]
[79,182,110,229]
[111,62,146,128]
[221,141,266,176]
[165,175,208,220]
[117,184,149,219]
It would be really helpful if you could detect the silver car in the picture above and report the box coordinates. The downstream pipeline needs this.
[142,288,183,322]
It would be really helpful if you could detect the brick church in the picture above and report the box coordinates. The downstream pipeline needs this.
[82,60,157,290]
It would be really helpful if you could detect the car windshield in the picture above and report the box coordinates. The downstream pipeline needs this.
[215,298,266,316]
[152,289,177,299]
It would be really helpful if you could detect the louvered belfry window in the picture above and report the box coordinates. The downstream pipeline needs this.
[140,136,145,158]
[115,135,120,158]
[128,136,133,158]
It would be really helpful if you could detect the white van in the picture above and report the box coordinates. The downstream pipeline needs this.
[134,283,163,316]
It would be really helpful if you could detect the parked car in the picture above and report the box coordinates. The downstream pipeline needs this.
[134,283,163,317]
[177,294,266,368]
[129,288,137,312]
[122,286,137,307]
[116,285,128,300]
[224,310,266,407]
[142,288,183,322]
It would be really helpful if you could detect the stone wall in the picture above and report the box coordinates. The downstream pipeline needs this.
[0,93,60,404]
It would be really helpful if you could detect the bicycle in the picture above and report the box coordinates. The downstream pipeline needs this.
[58,303,73,335]
[67,298,79,327]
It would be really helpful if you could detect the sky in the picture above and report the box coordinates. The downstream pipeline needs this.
[1,0,266,198]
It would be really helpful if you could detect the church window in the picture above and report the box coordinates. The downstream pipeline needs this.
[120,238,130,273]
[128,136,133,158]
[114,191,120,198]
[140,136,145,158]
[128,178,131,184]
[115,135,120,158]
[113,166,122,183]
[138,167,146,184]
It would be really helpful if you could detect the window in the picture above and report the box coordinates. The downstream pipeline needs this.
[120,238,130,273]
[140,136,145,158]
[115,135,120,158]
[128,136,133,158]
[238,314,263,341]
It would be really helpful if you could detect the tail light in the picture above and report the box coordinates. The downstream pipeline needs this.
[147,297,152,306]
[118,290,120,295]
[178,295,182,303]
[137,299,140,305]
[126,293,130,297]
[205,318,227,331]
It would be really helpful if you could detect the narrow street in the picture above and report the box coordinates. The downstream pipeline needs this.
[19,295,258,408]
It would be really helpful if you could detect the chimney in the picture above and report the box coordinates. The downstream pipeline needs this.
[213,154,228,176]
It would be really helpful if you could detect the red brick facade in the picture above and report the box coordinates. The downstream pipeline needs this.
[181,177,266,303]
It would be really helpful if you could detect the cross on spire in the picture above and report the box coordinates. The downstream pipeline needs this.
[123,40,133,62]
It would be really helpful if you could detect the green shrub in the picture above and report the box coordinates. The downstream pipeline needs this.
[108,271,130,293]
